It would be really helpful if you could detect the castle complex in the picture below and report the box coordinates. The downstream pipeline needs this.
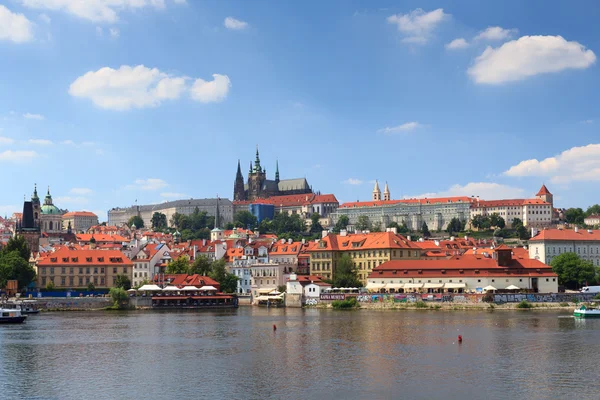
[233,147,312,201]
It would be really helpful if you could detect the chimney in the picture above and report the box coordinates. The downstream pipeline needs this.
[281,238,285,244]
[434,240,440,246]
[193,245,197,260]
[531,227,538,238]
[450,236,455,241]
[321,230,328,239]
[464,235,468,241]
[575,226,579,233]
[301,238,305,244]
[203,239,206,246]
[340,229,347,237]
[288,238,292,244]
[407,235,411,241]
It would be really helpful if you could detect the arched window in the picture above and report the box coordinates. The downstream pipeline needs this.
[34,212,38,220]
[49,221,53,231]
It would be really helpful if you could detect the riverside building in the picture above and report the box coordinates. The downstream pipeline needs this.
[529,227,600,267]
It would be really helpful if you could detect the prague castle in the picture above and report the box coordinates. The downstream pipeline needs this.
[233,147,312,201]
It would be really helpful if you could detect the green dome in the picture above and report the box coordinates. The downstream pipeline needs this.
[41,204,60,215]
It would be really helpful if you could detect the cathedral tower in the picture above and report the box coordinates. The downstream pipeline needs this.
[372,180,381,201]
[233,160,246,201]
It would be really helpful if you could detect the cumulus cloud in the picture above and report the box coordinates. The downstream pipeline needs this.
[28,139,53,145]
[0,150,38,162]
[343,178,363,185]
[410,182,527,200]
[23,112,45,120]
[127,178,168,190]
[190,74,231,103]
[474,26,518,41]
[504,143,600,184]
[160,192,186,199]
[468,35,596,84]
[378,121,423,134]
[70,188,93,195]
[224,16,248,30]
[387,8,448,44]
[19,0,176,23]
[0,137,15,145]
[446,38,469,50]
[0,5,34,43]
[69,65,229,110]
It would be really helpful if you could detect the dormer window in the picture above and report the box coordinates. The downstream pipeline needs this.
[62,258,68,262]
[98,257,104,262]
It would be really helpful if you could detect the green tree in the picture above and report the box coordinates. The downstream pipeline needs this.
[87,282,96,292]
[490,213,506,229]
[166,256,190,274]
[224,222,235,230]
[585,204,600,217]
[151,212,168,230]
[170,212,186,230]
[446,218,464,235]
[1,235,31,261]
[233,210,258,229]
[277,285,287,293]
[512,218,524,228]
[516,225,530,240]
[0,250,36,290]
[188,255,212,275]
[134,279,150,290]
[355,215,371,231]
[128,215,144,228]
[333,215,349,233]
[109,287,129,309]
[551,252,598,290]
[208,259,238,293]
[471,215,491,230]
[45,280,55,291]
[565,208,585,225]
[372,221,382,232]
[309,213,323,234]
[333,254,362,288]
[114,274,132,290]
[257,218,272,233]
[271,212,305,235]
[421,221,431,237]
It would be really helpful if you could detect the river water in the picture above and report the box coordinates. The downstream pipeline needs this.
[1,308,599,399]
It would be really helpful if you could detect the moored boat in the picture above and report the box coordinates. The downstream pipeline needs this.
[574,305,600,318]
[6,300,40,314]
[0,308,27,324]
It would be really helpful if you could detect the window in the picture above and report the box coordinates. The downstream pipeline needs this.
[61,267,66,274]
[79,267,83,274]
[123,267,127,273]
[70,268,73,275]
[61,277,66,285]
[50,267,54,274]
[113,268,117,274]
[86,268,90,274]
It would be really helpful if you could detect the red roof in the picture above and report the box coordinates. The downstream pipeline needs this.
[233,193,338,208]
[530,228,600,242]
[536,184,551,196]
[339,196,473,209]
[38,248,132,266]
[76,234,128,243]
[63,211,98,218]
[472,199,550,208]
[152,274,220,290]
[307,232,419,252]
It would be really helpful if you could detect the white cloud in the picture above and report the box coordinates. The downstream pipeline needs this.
[387,8,448,44]
[62,139,75,145]
[410,182,526,200]
[504,143,600,184]
[23,112,45,120]
[581,119,593,124]
[127,178,168,190]
[378,121,423,134]
[446,38,469,50]
[474,26,518,41]
[343,178,363,185]
[172,0,186,3]
[0,150,38,162]
[160,192,186,199]
[224,16,248,30]
[0,137,15,145]
[190,74,231,103]
[28,139,53,145]
[0,5,34,43]
[20,0,174,23]
[39,13,51,24]
[70,188,93,195]
[55,196,89,205]
[468,35,596,84]
[69,65,228,110]
[109,27,120,38]
[96,26,103,36]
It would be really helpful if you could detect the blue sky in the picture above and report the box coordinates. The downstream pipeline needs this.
[1,0,599,221]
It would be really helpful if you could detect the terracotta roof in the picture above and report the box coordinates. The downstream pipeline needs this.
[339,196,473,209]
[76,234,128,243]
[472,199,550,208]
[152,274,220,289]
[536,184,551,196]
[63,211,98,218]
[270,242,304,255]
[530,228,600,242]
[307,232,419,252]
[233,193,338,208]
[38,248,132,266]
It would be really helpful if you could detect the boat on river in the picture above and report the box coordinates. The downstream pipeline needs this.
[573,305,600,318]
[0,308,27,324]
[6,300,40,314]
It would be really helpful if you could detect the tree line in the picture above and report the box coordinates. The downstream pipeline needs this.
[164,256,239,293]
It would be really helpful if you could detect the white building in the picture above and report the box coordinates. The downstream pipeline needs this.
[250,263,288,297]
[529,227,600,267]
[584,215,600,227]
[131,243,171,287]
[62,211,99,233]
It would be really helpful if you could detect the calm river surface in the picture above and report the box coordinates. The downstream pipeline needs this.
[1,308,599,399]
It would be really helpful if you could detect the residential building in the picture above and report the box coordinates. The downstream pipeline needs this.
[233,147,312,201]
[307,230,421,283]
[293,275,331,298]
[584,215,600,227]
[332,183,472,231]
[368,246,558,293]
[469,185,554,228]
[131,243,171,287]
[529,227,600,267]
[108,197,233,228]
[250,263,288,297]
[36,248,133,289]
[268,239,305,271]
[62,211,99,233]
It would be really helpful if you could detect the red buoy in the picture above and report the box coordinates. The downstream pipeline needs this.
[273,324,277,331]
[458,335,463,343]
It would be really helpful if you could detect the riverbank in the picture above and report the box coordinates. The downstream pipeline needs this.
[312,301,586,311]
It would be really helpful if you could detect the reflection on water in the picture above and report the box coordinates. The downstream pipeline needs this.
[1,309,600,399]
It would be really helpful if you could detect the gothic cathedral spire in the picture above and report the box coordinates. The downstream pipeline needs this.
[254,145,262,172]
[275,159,280,183]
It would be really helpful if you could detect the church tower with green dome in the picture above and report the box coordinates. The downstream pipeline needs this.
[39,186,65,234]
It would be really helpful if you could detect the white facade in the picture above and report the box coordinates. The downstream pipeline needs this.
[62,212,99,233]
[230,266,252,294]
[132,243,171,287]
[250,263,287,296]
[529,232,600,267]
[304,283,329,298]
[367,276,558,293]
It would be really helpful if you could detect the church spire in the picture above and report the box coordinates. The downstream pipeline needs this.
[236,159,243,179]
[275,159,280,183]
[254,145,262,172]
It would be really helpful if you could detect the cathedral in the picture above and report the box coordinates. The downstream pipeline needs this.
[233,147,312,201]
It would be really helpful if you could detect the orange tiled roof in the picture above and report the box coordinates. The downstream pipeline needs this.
[472,199,549,208]
[270,242,304,255]
[233,193,338,208]
[38,248,132,266]
[339,196,473,209]
[536,184,551,196]
[76,234,128,243]
[307,232,419,252]
[63,211,98,218]
[530,228,600,241]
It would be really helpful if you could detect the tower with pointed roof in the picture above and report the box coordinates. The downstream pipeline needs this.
[31,183,41,226]
[233,160,246,201]
[536,184,553,215]
[275,160,280,184]
[383,182,390,201]
[372,180,381,201]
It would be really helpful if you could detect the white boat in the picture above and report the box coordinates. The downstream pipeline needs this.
[573,305,600,318]
[6,300,40,314]
[0,308,27,324]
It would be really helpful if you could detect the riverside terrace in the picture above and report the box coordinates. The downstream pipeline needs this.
[365,246,558,294]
